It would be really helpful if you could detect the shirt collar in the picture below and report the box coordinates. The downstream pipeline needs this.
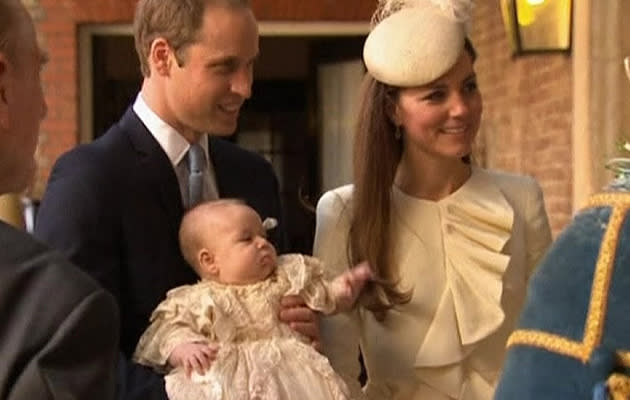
[132,93,210,166]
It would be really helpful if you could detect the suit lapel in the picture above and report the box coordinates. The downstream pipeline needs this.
[120,108,184,230]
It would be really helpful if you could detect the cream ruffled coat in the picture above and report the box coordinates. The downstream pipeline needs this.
[314,168,552,400]
[133,254,352,400]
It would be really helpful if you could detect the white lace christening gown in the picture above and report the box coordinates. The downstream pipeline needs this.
[133,254,354,400]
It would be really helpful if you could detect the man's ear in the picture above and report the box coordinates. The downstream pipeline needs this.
[199,248,219,276]
[0,53,10,130]
[149,38,173,76]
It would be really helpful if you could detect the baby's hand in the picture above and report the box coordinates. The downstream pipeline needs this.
[168,342,219,377]
[331,262,372,312]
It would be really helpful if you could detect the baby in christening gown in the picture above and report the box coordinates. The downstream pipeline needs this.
[133,199,371,400]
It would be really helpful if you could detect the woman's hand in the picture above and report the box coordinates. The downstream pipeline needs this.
[279,295,322,352]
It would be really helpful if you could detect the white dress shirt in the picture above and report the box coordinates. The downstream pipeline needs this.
[133,94,219,205]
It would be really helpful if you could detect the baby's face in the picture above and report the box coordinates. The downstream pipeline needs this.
[202,204,277,284]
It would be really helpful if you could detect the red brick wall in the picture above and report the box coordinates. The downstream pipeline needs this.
[471,2,573,236]
[31,0,140,197]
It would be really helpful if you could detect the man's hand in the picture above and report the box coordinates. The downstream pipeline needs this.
[279,295,321,351]
[167,342,219,377]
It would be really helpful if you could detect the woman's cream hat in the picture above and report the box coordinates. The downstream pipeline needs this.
[363,0,473,87]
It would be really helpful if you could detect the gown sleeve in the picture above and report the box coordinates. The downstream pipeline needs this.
[133,284,215,372]
[279,254,337,314]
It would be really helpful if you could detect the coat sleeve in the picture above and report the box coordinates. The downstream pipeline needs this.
[524,178,553,277]
[7,283,119,400]
[313,189,365,399]
[34,149,123,303]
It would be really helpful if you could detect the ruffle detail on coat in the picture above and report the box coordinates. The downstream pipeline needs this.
[392,168,514,370]
[440,180,514,347]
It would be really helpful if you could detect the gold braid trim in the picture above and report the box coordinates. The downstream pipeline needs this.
[585,193,630,209]
[607,373,630,400]
[507,330,586,359]
[508,204,628,363]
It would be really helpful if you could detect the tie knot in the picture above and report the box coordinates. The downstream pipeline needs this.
[188,143,205,173]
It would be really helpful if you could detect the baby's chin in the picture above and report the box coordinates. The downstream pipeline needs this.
[238,267,275,285]
[260,252,276,268]
[261,258,277,279]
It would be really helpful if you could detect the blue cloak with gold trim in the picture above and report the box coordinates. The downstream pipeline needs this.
[494,191,630,399]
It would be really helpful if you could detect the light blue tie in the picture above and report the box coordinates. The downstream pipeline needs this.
[187,143,205,208]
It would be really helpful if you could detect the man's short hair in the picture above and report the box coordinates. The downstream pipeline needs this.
[133,0,250,77]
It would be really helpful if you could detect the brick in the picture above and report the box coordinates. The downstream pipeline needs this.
[472,3,572,237]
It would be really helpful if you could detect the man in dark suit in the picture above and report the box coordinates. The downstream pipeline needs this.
[34,0,319,399]
[0,0,119,398]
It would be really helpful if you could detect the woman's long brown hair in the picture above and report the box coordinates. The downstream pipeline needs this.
[349,39,477,321]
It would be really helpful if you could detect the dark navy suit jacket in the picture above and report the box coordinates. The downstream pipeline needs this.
[34,107,287,400]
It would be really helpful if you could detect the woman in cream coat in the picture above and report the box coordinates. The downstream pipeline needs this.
[313,1,552,399]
